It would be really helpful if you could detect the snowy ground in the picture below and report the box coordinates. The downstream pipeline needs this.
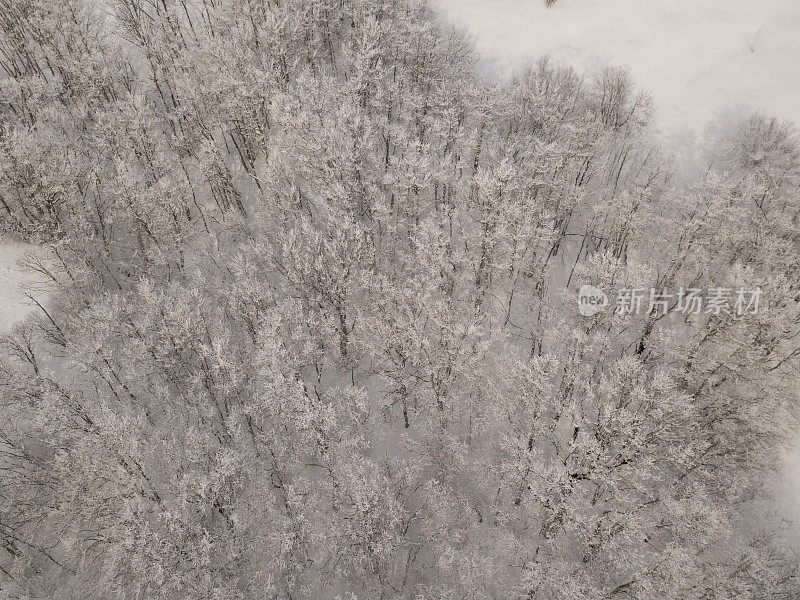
[0,243,40,334]
[437,0,800,136]
[437,0,800,528]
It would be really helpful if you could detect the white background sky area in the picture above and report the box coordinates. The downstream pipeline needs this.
[436,0,800,135]
[436,0,800,526]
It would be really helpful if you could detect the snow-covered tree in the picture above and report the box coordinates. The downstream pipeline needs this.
[1,0,799,598]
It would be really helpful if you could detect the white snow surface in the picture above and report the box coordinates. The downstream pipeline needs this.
[436,0,800,136]
[0,243,39,334]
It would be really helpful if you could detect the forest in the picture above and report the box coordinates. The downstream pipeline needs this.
[1,0,800,598]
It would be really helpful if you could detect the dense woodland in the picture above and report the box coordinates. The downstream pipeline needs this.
[1,0,800,598]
